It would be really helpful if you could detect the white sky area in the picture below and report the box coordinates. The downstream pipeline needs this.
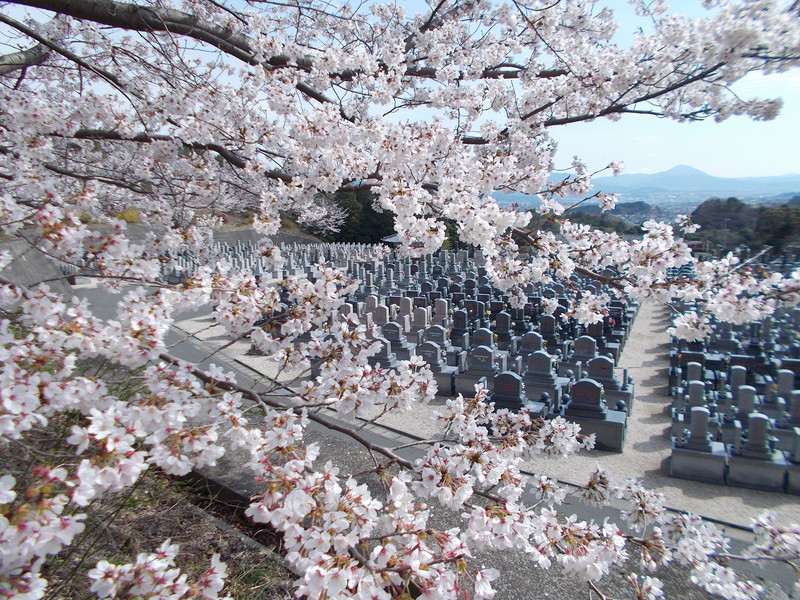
[553,69,800,178]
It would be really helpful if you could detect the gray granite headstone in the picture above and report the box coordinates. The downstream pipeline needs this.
[424,325,448,346]
[685,361,703,383]
[572,336,597,361]
[777,369,795,400]
[737,385,756,419]
[382,321,403,342]
[730,366,747,401]
[472,327,495,348]
[374,305,390,326]
[418,341,444,371]
[540,314,556,336]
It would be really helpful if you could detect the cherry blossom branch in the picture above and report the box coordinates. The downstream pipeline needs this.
[0,43,49,75]
[157,352,417,471]
[0,12,130,95]
[61,129,249,169]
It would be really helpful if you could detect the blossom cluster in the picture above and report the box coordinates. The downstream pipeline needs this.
[1,0,800,598]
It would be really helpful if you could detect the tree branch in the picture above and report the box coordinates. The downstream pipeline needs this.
[0,12,129,93]
[66,128,249,169]
[12,0,339,109]
[43,162,153,193]
[158,352,417,472]
[0,43,49,76]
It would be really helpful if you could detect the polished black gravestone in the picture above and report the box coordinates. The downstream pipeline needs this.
[563,378,626,452]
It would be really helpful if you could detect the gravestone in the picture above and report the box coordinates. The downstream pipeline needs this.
[510,307,531,335]
[586,355,634,414]
[728,412,789,492]
[587,321,621,362]
[672,380,706,438]
[464,299,487,329]
[565,379,606,418]
[418,341,457,396]
[570,336,598,364]
[494,311,515,351]
[365,295,380,313]
[368,336,400,369]
[735,385,758,421]
[776,369,795,401]
[518,332,544,357]
[374,304,390,326]
[432,298,450,328]
[728,365,748,403]
[671,406,728,485]
[522,350,569,413]
[455,345,499,396]
[471,327,496,349]
[410,306,430,334]
[539,314,560,346]
[382,321,416,361]
[419,325,452,366]
[491,372,529,412]
[451,308,471,340]
[685,362,704,384]
[563,378,627,452]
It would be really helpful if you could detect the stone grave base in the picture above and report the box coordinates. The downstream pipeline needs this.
[391,343,416,361]
[432,370,456,397]
[772,425,800,453]
[670,444,727,485]
[523,377,570,409]
[562,411,626,452]
[601,342,621,362]
[605,388,634,415]
[727,454,789,493]
[786,464,800,495]
[454,373,490,397]
[526,401,548,419]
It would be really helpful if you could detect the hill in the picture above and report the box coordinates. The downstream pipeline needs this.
[494,166,800,214]
[570,200,663,221]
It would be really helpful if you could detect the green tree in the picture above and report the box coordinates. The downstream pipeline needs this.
[753,205,800,253]
[324,189,396,243]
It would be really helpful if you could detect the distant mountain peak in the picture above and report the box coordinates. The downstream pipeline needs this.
[662,164,708,176]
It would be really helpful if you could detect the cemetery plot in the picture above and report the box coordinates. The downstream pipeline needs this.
[667,284,800,494]
[153,240,644,453]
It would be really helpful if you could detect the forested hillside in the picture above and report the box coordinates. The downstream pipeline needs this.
[687,197,800,252]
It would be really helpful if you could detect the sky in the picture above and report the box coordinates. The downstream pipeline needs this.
[552,69,800,179]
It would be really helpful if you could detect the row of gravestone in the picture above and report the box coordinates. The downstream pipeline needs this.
[668,303,800,369]
[318,269,638,451]
[339,264,637,401]
[367,327,631,452]
[669,358,800,493]
[153,242,485,286]
[226,244,641,452]
[146,239,637,372]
